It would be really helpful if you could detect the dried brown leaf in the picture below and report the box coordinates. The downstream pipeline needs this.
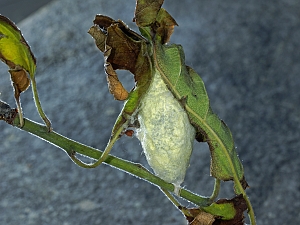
[104,24,142,73]
[9,66,30,93]
[155,8,178,43]
[88,26,106,52]
[105,57,129,101]
[8,67,30,121]
[134,0,164,27]
[89,15,150,101]
[190,211,215,225]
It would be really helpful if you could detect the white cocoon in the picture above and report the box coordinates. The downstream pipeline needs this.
[136,69,195,188]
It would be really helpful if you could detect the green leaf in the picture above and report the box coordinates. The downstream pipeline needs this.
[132,4,254,223]
[0,15,51,130]
[0,16,36,75]
[0,15,36,126]
[202,202,236,220]
[153,41,246,193]
[134,0,247,192]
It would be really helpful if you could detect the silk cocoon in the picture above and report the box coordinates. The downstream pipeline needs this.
[136,69,195,188]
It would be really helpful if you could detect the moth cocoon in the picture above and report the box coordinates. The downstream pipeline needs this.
[136,69,195,189]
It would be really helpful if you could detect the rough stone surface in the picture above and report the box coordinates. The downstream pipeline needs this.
[0,0,299,224]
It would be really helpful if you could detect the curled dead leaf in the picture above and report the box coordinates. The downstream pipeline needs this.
[191,211,215,225]
[134,0,164,27]
[105,59,129,101]
[9,66,30,93]
[89,13,152,144]
[89,15,149,101]
[182,208,215,225]
[134,0,177,44]
[88,25,106,52]
[155,8,178,44]
[8,66,30,125]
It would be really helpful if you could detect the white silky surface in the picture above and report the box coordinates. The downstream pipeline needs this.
[136,69,195,187]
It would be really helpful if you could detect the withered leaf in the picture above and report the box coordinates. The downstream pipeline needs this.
[183,208,215,225]
[89,15,150,101]
[89,14,152,136]
[134,0,164,27]
[9,66,30,93]
[105,23,142,73]
[186,209,215,225]
[93,14,115,31]
[155,8,178,44]
[88,25,106,52]
[134,0,177,44]
[9,67,30,124]
[89,20,129,100]
[190,211,215,225]
[105,55,129,101]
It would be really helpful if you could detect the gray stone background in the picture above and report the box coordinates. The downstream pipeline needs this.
[0,0,299,224]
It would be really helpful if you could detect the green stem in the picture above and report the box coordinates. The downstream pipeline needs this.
[30,77,52,131]
[160,188,181,208]
[160,188,194,218]
[12,116,210,207]
[70,120,127,168]
[209,178,221,203]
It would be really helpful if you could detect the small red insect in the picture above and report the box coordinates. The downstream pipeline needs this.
[124,129,134,137]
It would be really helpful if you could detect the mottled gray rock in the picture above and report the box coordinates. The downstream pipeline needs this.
[0,0,299,224]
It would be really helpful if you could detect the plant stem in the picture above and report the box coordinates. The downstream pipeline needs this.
[11,116,210,207]
[160,188,194,218]
[30,77,52,131]
[209,178,221,203]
